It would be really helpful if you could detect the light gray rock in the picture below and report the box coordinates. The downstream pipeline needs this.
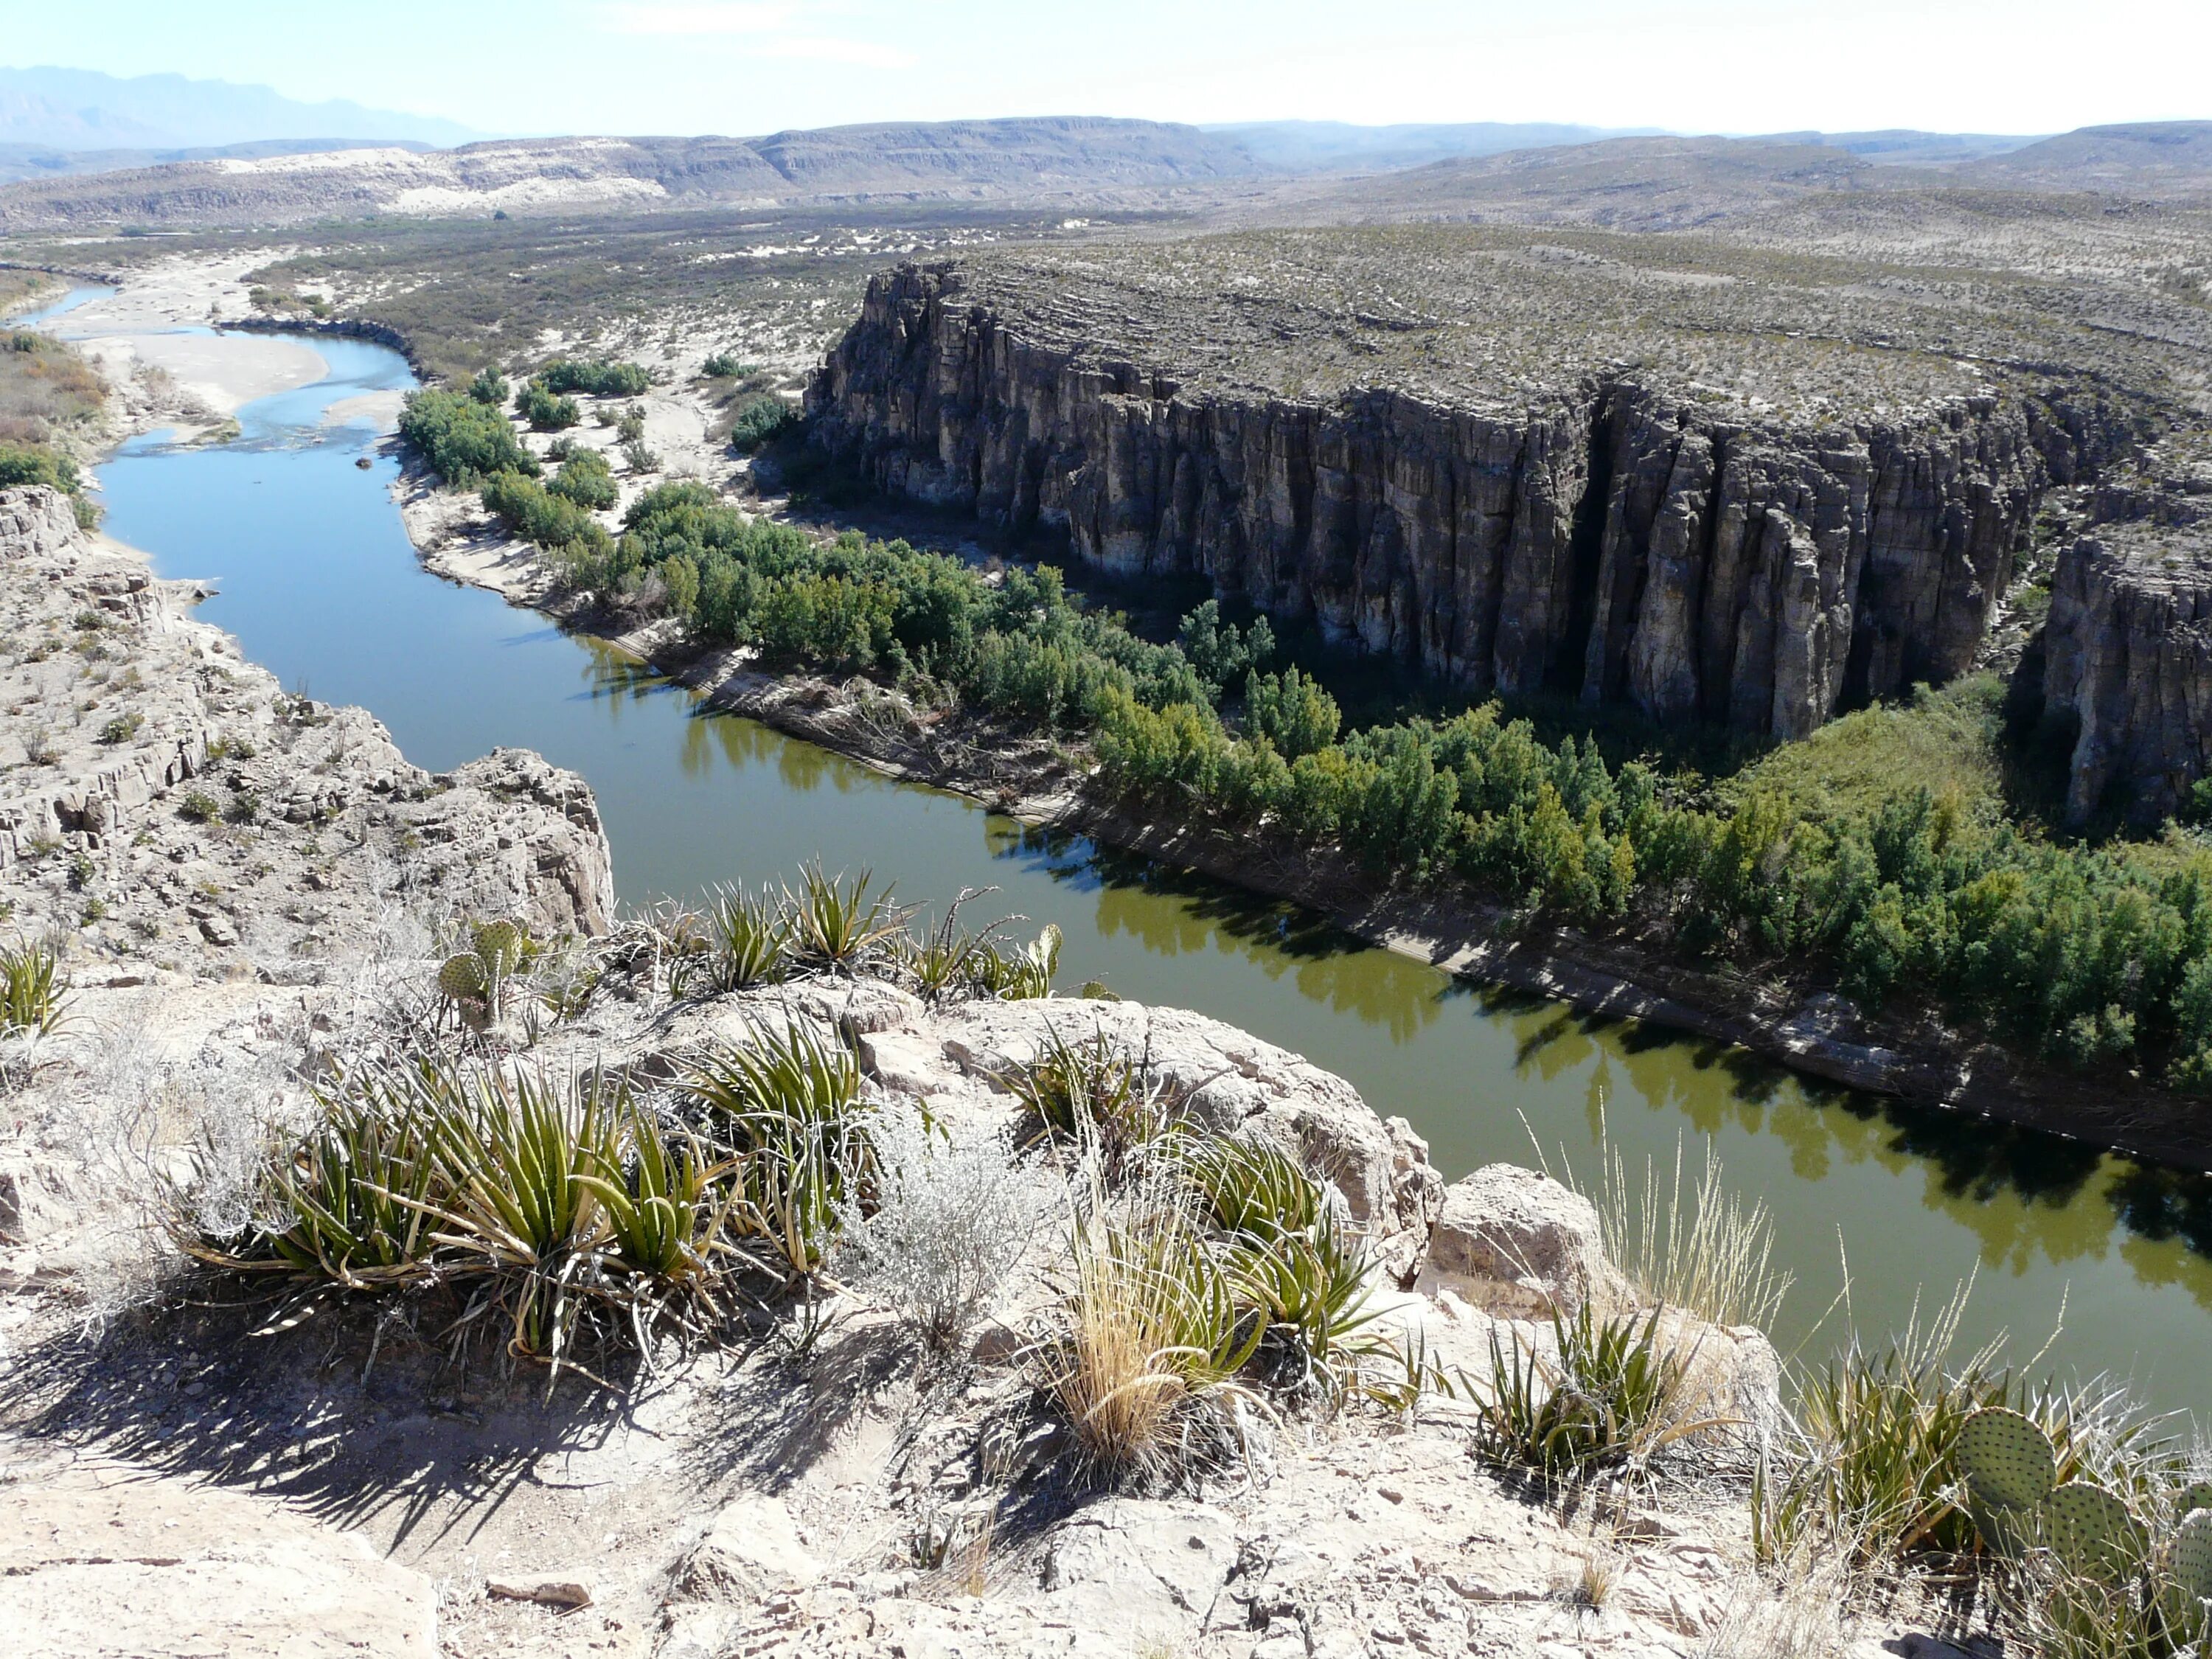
[675,1493,822,1601]
[1417,1162,1622,1318]
[0,1441,437,1658]
[936,998,1441,1251]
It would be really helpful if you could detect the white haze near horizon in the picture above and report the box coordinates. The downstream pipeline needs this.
[2,0,2206,147]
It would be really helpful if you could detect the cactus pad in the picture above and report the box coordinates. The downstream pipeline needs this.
[2174,1509,2212,1604]
[2045,1481,2146,1582]
[2178,1481,2212,1523]
[472,919,525,976]
[438,953,489,1001]
[1957,1407,2056,1513]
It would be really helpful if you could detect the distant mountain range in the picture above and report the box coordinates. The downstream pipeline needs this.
[0,90,2202,234]
[0,65,476,153]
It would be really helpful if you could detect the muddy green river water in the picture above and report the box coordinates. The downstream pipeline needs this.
[52,298,2212,1417]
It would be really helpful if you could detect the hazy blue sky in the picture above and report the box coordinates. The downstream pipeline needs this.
[6,0,2206,139]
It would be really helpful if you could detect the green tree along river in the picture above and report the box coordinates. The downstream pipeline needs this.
[67,316,2212,1419]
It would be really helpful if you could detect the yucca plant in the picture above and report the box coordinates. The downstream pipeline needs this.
[700,882,790,993]
[179,1073,439,1289]
[1472,1302,1723,1478]
[783,860,905,974]
[0,938,68,1039]
[681,1023,873,1279]
[1040,1197,1265,1483]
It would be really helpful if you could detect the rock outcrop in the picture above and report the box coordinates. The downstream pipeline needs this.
[2028,442,2212,824]
[0,485,614,971]
[809,258,2075,742]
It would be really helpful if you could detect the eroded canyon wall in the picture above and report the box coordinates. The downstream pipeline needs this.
[809,262,2056,742]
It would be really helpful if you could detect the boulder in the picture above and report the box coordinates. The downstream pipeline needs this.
[673,1494,822,1603]
[1416,1163,1623,1318]
[936,998,1441,1252]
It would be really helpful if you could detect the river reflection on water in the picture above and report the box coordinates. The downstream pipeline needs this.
[73,322,2212,1419]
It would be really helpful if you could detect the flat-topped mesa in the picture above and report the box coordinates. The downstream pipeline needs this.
[808,250,2104,741]
[2034,442,2212,824]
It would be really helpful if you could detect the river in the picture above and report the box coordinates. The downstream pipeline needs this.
[40,288,2212,1416]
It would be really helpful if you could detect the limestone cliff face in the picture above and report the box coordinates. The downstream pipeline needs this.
[2032,452,2212,825]
[808,262,2048,741]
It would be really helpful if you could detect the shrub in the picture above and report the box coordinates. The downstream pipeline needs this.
[516,380,581,431]
[728,392,796,452]
[481,469,614,561]
[834,1105,1061,1350]
[467,367,508,406]
[398,388,536,484]
[537,358,651,397]
[0,441,79,494]
[701,351,753,379]
[178,790,221,823]
[546,449,617,511]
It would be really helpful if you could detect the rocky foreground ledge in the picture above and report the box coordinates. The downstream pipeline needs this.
[1,967,1801,1659]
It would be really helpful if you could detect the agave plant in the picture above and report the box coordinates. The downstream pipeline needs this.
[680,1021,874,1279]
[701,882,790,993]
[0,938,69,1040]
[179,1071,439,1289]
[1472,1301,1732,1478]
[1004,1025,1179,1180]
[1227,1214,1383,1401]
[783,861,905,974]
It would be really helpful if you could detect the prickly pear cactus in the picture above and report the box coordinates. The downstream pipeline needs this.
[2045,1481,2146,1582]
[2174,1508,2212,1602]
[438,953,489,1001]
[2178,1481,2212,1522]
[1958,1407,2056,1512]
[471,919,525,978]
